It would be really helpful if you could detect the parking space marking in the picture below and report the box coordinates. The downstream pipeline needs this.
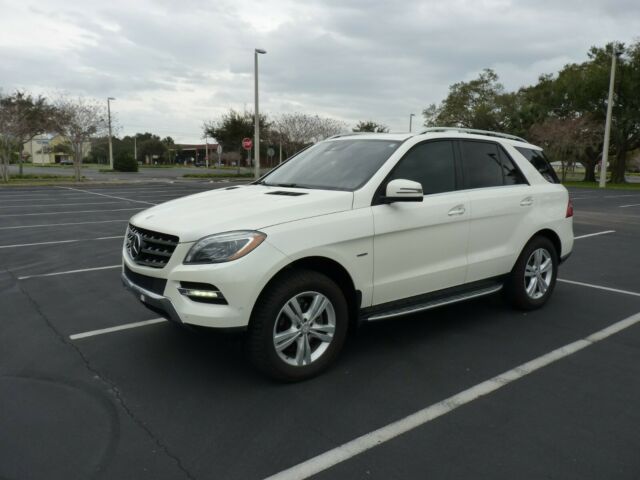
[265,311,640,480]
[0,207,144,217]
[0,235,123,249]
[0,201,129,209]
[558,279,640,298]
[69,318,167,340]
[605,194,640,198]
[18,264,121,280]
[573,230,615,240]
[57,186,158,206]
[619,203,640,208]
[0,219,128,230]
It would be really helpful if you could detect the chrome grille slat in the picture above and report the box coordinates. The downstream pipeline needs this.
[127,224,179,268]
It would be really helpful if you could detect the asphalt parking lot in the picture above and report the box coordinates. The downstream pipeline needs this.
[1,182,639,479]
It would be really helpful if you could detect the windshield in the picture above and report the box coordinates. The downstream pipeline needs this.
[260,139,402,191]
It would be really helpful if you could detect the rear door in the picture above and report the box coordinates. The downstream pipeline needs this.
[459,140,534,282]
[372,140,469,305]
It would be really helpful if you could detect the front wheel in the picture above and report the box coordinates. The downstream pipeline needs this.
[248,270,349,381]
[505,236,558,310]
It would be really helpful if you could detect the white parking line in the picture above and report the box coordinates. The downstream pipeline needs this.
[57,186,158,206]
[0,219,128,230]
[573,230,616,240]
[619,203,640,208]
[69,318,167,340]
[0,235,123,249]
[558,279,640,297]
[18,264,121,280]
[0,201,128,209]
[605,194,640,198]
[0,207,144,217]
[264,311,640,480]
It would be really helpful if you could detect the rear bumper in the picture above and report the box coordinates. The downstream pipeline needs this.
[122,271,183,324]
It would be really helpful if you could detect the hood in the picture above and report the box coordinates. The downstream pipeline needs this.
[129,184,354,242]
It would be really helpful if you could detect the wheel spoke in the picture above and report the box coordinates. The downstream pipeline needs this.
[282,301,303,327]
[535,249,543,267]
[526,277,538,296]
[525,264,536,277]
[537,274,549,293]
[309,324,335,343]
[274,329,300,352]
[295,335,312,366]
[307,294,328,324]
[540,258,552,273]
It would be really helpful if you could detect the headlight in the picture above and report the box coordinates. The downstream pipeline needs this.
[184,231,266,264]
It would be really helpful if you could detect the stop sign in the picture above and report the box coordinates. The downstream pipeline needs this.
[242,138,253,150]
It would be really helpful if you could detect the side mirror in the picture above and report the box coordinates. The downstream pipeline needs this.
[382,179,423,203]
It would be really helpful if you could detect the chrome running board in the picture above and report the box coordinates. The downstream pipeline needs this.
[365,284,503,322]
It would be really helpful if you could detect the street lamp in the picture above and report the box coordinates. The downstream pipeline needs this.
[409,113,415,132]
[599,43,623,188]
[107,97,115,170]
[254,48,267,180]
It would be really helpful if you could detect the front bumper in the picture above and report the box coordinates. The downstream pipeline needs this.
[121,238,290,329]
[122,271,183,324]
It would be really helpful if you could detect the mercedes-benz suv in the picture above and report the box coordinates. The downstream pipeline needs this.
[122,128,574,381]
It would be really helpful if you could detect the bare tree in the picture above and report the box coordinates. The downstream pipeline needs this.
[273,113,347,158]
[54,97,108,181]
[529,116,603,182]
[0,91,55,182]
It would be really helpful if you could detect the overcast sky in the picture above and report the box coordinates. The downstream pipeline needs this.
[1,0,639,143]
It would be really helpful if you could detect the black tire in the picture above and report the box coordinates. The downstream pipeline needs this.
[505,236,558,310]
[248,269,349,382]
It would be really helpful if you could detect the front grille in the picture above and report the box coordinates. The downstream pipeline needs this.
[124,265,167,295]
[126,224,179,268]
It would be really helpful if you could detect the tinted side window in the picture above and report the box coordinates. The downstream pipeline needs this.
[500,148,527,185]
[460,141,503,189]
[515,147,560,183]
[389,141,456,194]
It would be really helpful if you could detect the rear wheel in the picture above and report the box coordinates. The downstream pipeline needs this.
[505,236,558,310]
[248,270,349,381]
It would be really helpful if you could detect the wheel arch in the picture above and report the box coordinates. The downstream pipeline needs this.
[526,228,562,259]
[250,256,361,331]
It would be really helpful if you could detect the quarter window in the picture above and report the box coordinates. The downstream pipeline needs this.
[515,147,560,183]
[389,141,456,195]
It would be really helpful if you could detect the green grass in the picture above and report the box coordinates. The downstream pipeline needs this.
[562,181,640,190]
[182,173,254,179]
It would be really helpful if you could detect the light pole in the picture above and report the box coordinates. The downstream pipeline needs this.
[107,97,115,169]
[254,48,267,180]
[599,44,622,188]
[409,113,415,132]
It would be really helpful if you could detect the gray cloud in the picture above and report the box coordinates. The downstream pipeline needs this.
[1,0,639,142]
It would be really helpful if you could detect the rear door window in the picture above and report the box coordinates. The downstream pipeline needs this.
[460,141,504,189]
[515,147,560,183]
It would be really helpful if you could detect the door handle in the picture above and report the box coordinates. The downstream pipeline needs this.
[520,196,533,207]
[448,205,466,216]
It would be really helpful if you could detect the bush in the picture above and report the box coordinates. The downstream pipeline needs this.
[113,152,138,172]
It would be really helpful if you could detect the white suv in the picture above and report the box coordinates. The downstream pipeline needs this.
[122,128,573,381]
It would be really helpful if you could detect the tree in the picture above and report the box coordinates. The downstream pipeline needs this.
[0,91,55,181]
[353,120,389,133]
[54,97,108,181]
[423,69,506,130]
[529,116,603,182]
[273,113,347,158]
[138,138,169,164]
[203,110,269,163]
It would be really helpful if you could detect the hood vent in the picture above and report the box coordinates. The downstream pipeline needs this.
[265,191,308,196]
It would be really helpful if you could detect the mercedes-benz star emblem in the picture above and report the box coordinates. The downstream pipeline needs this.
[129,232,143,259]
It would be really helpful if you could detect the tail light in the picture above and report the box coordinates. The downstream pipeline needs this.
[566,198,574,218]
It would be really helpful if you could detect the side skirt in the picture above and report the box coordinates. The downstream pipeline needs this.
[361,278,505,322]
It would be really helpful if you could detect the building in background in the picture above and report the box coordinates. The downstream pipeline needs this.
[23,134,91,164]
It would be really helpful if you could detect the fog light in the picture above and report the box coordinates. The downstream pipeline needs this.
[178,282,227,304]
